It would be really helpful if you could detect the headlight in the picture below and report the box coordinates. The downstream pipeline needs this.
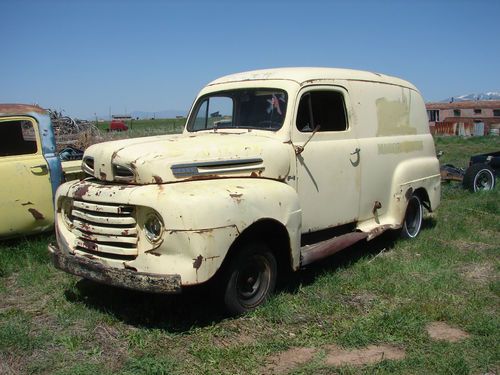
[60,198,74,229]
[144,212,163,243]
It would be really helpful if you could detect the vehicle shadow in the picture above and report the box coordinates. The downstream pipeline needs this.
[65,220,434,332]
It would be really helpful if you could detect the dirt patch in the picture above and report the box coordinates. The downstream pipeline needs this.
[0,352,23,375]
[342,293,377,312]
[426,322,470,342]
[324,344,405,367]
[93,323,128,372]
[212,319,268,348]
[262,344,406,373]
[460,263,496,285]
[450,240,495,253]
[262,347,317,374]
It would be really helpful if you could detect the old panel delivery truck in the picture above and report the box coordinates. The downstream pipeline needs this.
[49,68,440,314]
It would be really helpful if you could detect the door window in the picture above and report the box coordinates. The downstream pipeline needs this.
[0,120,37,156]
[296,91,348,132]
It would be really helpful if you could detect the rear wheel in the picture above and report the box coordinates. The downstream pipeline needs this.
[401,195,423,239]
[222,243,277,315]
[463,164,496,192]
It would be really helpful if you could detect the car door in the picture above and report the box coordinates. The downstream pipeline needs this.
[292,85,361,233]
[0,116,54,237]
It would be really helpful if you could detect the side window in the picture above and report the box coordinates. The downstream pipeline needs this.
[191,97,233,131]
[192,99,208,131]
[296,91,348,132]
[0,120,38,156]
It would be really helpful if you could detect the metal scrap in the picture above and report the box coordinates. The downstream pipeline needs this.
[48,109,102,151]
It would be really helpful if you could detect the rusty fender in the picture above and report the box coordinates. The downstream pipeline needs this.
[48,243,181,293]
[150,178,302,283]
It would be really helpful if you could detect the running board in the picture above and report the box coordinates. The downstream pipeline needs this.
[300,232,368,267]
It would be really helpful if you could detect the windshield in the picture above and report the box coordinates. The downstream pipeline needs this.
[188,88,287,132]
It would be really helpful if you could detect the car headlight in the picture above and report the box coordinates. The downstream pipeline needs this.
[144,212,163,243]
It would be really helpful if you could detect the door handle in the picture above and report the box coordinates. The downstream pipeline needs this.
[350,148,361,167]
[30,164,48,174]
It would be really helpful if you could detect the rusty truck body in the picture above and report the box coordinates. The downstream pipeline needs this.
[49,68,441,314]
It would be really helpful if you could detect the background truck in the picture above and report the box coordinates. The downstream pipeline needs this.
[0,104,83,238]
[50,68,441,314]
[440,150,499,192]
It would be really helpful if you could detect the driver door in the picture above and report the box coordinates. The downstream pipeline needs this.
[0,117,53,237]
[292,86,361,232]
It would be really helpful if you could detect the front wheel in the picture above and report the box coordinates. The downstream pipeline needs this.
[222,243,277,315]
[401,195,423,239]
[463,164,496,192]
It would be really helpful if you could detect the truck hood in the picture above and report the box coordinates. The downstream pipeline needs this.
[82,132,292,184]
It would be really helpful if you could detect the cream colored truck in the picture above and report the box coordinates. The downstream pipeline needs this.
[49,68,441,314]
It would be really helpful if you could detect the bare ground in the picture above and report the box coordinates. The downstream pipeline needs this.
[426,321,470,342]
[324,344,406,367]
[262,343,407,373]
[262,347,317,374]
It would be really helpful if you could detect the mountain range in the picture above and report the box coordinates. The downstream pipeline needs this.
[440,92,500,102]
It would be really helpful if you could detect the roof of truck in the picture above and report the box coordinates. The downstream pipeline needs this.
[208,67,416,90]
[0,103,47,115]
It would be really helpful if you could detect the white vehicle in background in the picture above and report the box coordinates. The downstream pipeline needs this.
[50,68,441,314]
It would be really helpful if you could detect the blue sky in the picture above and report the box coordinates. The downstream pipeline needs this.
[1,0,499,119]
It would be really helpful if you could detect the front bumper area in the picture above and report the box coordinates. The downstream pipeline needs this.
[49,243,182,294]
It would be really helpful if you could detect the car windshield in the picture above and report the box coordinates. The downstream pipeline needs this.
[188,89,287,132]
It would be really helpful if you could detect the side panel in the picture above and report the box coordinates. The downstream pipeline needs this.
[0,116,54,237]
[349,81,440,228]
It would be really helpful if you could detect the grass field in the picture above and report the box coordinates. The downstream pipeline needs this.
[1,136,499,374]
[96,118,185,135]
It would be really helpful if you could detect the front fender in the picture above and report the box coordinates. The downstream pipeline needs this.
[145,178,302,284]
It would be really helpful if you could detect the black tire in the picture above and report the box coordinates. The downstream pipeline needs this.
[222,243,277,315]
[400,195,423,239]
[463,164,496,192]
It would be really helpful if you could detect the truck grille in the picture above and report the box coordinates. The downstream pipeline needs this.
[70,200,138,259]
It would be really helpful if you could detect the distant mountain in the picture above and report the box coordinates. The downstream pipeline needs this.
[440,92,500,102]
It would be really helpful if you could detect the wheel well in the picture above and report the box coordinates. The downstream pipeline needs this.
[222,219,292,275]
[413,187,431,211]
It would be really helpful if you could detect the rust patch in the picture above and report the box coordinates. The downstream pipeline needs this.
[28,208,45,221]
[153,175,163,184]
[0,103,46,115]
[21,201,34,206]
[301,232,368,266]
[100,171,107,180]
[74,184,90,199]
[193,255,203,270]
[185,174,221,181]
[81,240,98,251]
